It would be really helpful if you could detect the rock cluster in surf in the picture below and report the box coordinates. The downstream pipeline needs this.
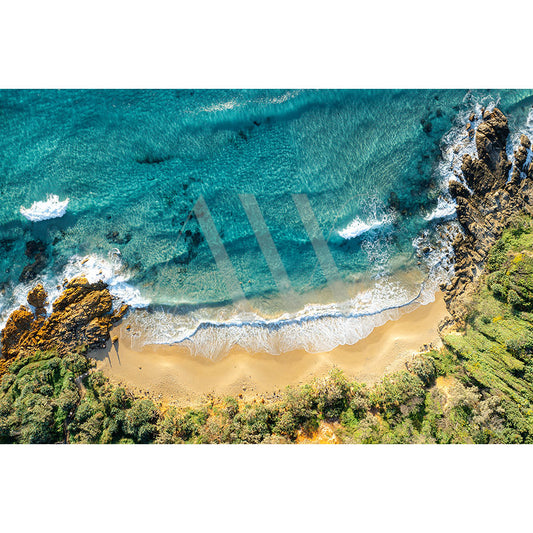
[0,278,129,369]
[444,107,533,320]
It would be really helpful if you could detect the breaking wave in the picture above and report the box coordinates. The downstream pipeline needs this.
[339,213,394,239]
[0,252,148,332]
[20,194,69,222]
[424,197,457,222]
[122,235,455,359]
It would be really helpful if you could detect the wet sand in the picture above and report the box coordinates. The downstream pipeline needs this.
[90,292,449,405]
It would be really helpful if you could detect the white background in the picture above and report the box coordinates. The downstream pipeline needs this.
[1,1,533,531]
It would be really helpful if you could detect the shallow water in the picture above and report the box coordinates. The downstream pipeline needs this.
[1,89,533,357]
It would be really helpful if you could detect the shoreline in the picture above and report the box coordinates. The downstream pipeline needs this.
[90,291,450,406]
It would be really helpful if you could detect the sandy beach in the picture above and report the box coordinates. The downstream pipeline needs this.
[90,292,450,405]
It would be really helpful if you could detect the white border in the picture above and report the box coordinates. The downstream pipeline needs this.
[1,1,532,88]
[1,0,533,529]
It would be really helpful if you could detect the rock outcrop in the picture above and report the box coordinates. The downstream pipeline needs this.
[27,283,48,316]
[444,107,533,320]
[0,277,129,364]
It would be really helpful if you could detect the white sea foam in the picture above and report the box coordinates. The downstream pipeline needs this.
[122,239,454,359]
[339,213,394,239]
[198,91,301,114]
[424,196,457,221]
[265,90,301,105]
[20,194,69,222]
[507,105,533,179]
[200,100,239,113]
[436,92,499,193]
[61,254,150,308]
[0,252,148,333]
[125,101,483,360]
[124,277,417,357]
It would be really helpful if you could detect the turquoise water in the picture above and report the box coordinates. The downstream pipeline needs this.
[1,89,533,357]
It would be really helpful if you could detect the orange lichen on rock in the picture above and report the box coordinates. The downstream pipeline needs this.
[27,283,48,309]
[0,277,130,369]
[1,306,35,359]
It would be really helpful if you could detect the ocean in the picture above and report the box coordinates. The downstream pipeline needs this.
[1,89,533,358]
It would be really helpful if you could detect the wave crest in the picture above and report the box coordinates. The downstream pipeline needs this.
[20,194,69,222]
[339,213,394,240]
[424,197,457,222]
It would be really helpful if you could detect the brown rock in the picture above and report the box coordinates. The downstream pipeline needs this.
[111,303,130,323]
[1,276,118,361]
[444,108,533,320]
[475,108,510,170]
[449,179,470,199]
[1,306,35,359]
[27,283,48,309]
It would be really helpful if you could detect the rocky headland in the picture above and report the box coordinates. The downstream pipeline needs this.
[0,277,128,378]
[443,107,533,322]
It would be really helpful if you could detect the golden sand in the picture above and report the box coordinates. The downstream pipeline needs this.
[90,292,449,405]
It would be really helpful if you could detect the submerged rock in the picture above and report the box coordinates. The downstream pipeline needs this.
[106,230,132,245]
[19,239,48,283]
[0,277,130,362]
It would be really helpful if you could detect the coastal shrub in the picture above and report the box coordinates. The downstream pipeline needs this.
[109,387,130,411]
[223,397,239,419]
[344,413,385,444]
[233,404,273,444]
[487,254,533,312]
[348,383,370,419]
[406,355,437,386]
[77,412,105,443]
[19,401,57,444]
[508,289,525,308]
[491,282,507,302]
[155,408,179,444]
[487,270,505,291]
[506,333,533,360]
[369,371,426,422]
[0,350,85,443]
[172,413,198,442]
[487,239,508,272]
[168,408,210,443]
[447,380,480,412]
[262,434,289,444]
[315,368,350,420]
[282,384,318,426]
[88,371,106,389]
[123,399,159,443]
[197,417,224,444]
[380,419,419,444]
[63,352,91,375]
[55,386,80,423]
[273,411,298,439]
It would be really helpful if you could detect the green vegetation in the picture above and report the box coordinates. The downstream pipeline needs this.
[3,215,533,443]
[0,350,160,444]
